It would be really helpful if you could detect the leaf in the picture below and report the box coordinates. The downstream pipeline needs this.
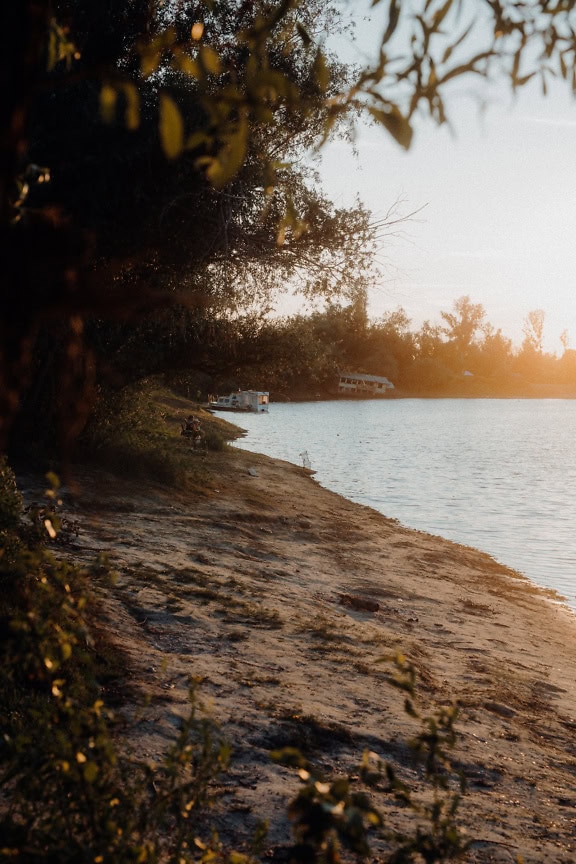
[159,94,184,159]
[174,53,201,78]
[270,747,308,768]
[191,21,204,40]
[312,49,330,92]
[99,84,117,124]
[141,47,161,78]
[228,854,249,864]
[296,23,312,46]
[123,83,140,131]
[83,761,99,783]
[199,45,222,75]
[186,131,210,150]
[206,115,248,187]
[368,105,413,149]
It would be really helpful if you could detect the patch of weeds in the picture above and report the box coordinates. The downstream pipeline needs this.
[359,629,399,649]
[224,574,248,593]
[301,614,342,642]
[226,629,250,643]
[353,660,374,676]
[223,601,283,629]
[460,597,495,617]
[254,675,282,686]
[246,602,283,628]
[240,674,282,689]
[123,565,166,590]
[170,566,211,587]
[185,585,224,604]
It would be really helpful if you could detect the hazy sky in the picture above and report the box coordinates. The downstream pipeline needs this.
[315,6,576,354]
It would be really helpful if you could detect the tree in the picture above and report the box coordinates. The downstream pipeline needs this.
[360,307,416,383]
[1,0,377,449]
[522,309,546,354]
[3,0,576,448]
[474,324,514,381]
[440,295,487,371]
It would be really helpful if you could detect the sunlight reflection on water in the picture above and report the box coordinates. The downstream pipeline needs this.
[233,399,576,611]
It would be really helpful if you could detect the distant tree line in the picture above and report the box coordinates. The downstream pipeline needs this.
[206,294,576,400]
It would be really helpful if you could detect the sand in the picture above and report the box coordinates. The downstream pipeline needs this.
[26,445,576,863]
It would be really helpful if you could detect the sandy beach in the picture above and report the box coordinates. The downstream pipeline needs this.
[33,442,576,863]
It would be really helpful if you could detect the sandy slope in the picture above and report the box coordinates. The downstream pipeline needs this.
[24,445,576,863]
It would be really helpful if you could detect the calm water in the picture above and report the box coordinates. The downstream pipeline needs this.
[232,399,576,611]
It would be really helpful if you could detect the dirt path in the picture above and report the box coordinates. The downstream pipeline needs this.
[21,447,576,862]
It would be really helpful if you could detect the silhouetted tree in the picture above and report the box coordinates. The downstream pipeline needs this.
[440,295,487,372]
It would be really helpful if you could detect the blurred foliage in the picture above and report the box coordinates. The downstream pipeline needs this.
[0,456,23,531]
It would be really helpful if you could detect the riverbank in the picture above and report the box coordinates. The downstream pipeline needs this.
[26,434,576,864]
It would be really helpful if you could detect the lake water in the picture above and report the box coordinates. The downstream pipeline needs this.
[232,399,576,611]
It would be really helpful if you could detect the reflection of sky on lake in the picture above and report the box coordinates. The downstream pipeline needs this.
[233,399,576,611]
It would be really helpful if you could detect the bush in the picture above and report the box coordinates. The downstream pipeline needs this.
[0,457,23,531]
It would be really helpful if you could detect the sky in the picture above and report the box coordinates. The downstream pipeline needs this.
[306,4,576,355]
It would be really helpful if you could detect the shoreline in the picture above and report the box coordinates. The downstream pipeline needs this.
[231,399,576,616]
[23,446,576,862]
[235,438,576,617]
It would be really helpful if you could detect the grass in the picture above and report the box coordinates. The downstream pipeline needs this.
[78,377,239,490]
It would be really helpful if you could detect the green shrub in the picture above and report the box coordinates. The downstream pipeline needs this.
[203,428,227,452]
[0,457,23,531]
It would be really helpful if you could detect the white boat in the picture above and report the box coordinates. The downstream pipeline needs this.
[209,390,269,413]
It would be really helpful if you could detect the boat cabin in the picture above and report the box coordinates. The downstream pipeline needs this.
[210,390,269,412]
[338,372,394,395]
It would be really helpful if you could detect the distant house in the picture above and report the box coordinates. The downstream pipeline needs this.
[338,371,394,395]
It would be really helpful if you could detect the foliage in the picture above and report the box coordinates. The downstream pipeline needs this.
[229,296,576,399]
[272,655,468,864]
[4,0,576,449]
[1,0,378,452]
[0,456,23,531]
[0,461,230,863]
[77,379,230,484]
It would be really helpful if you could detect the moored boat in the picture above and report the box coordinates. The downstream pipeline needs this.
[209,390,269,413]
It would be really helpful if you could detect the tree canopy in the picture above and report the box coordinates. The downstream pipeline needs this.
[2,0,576,449]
